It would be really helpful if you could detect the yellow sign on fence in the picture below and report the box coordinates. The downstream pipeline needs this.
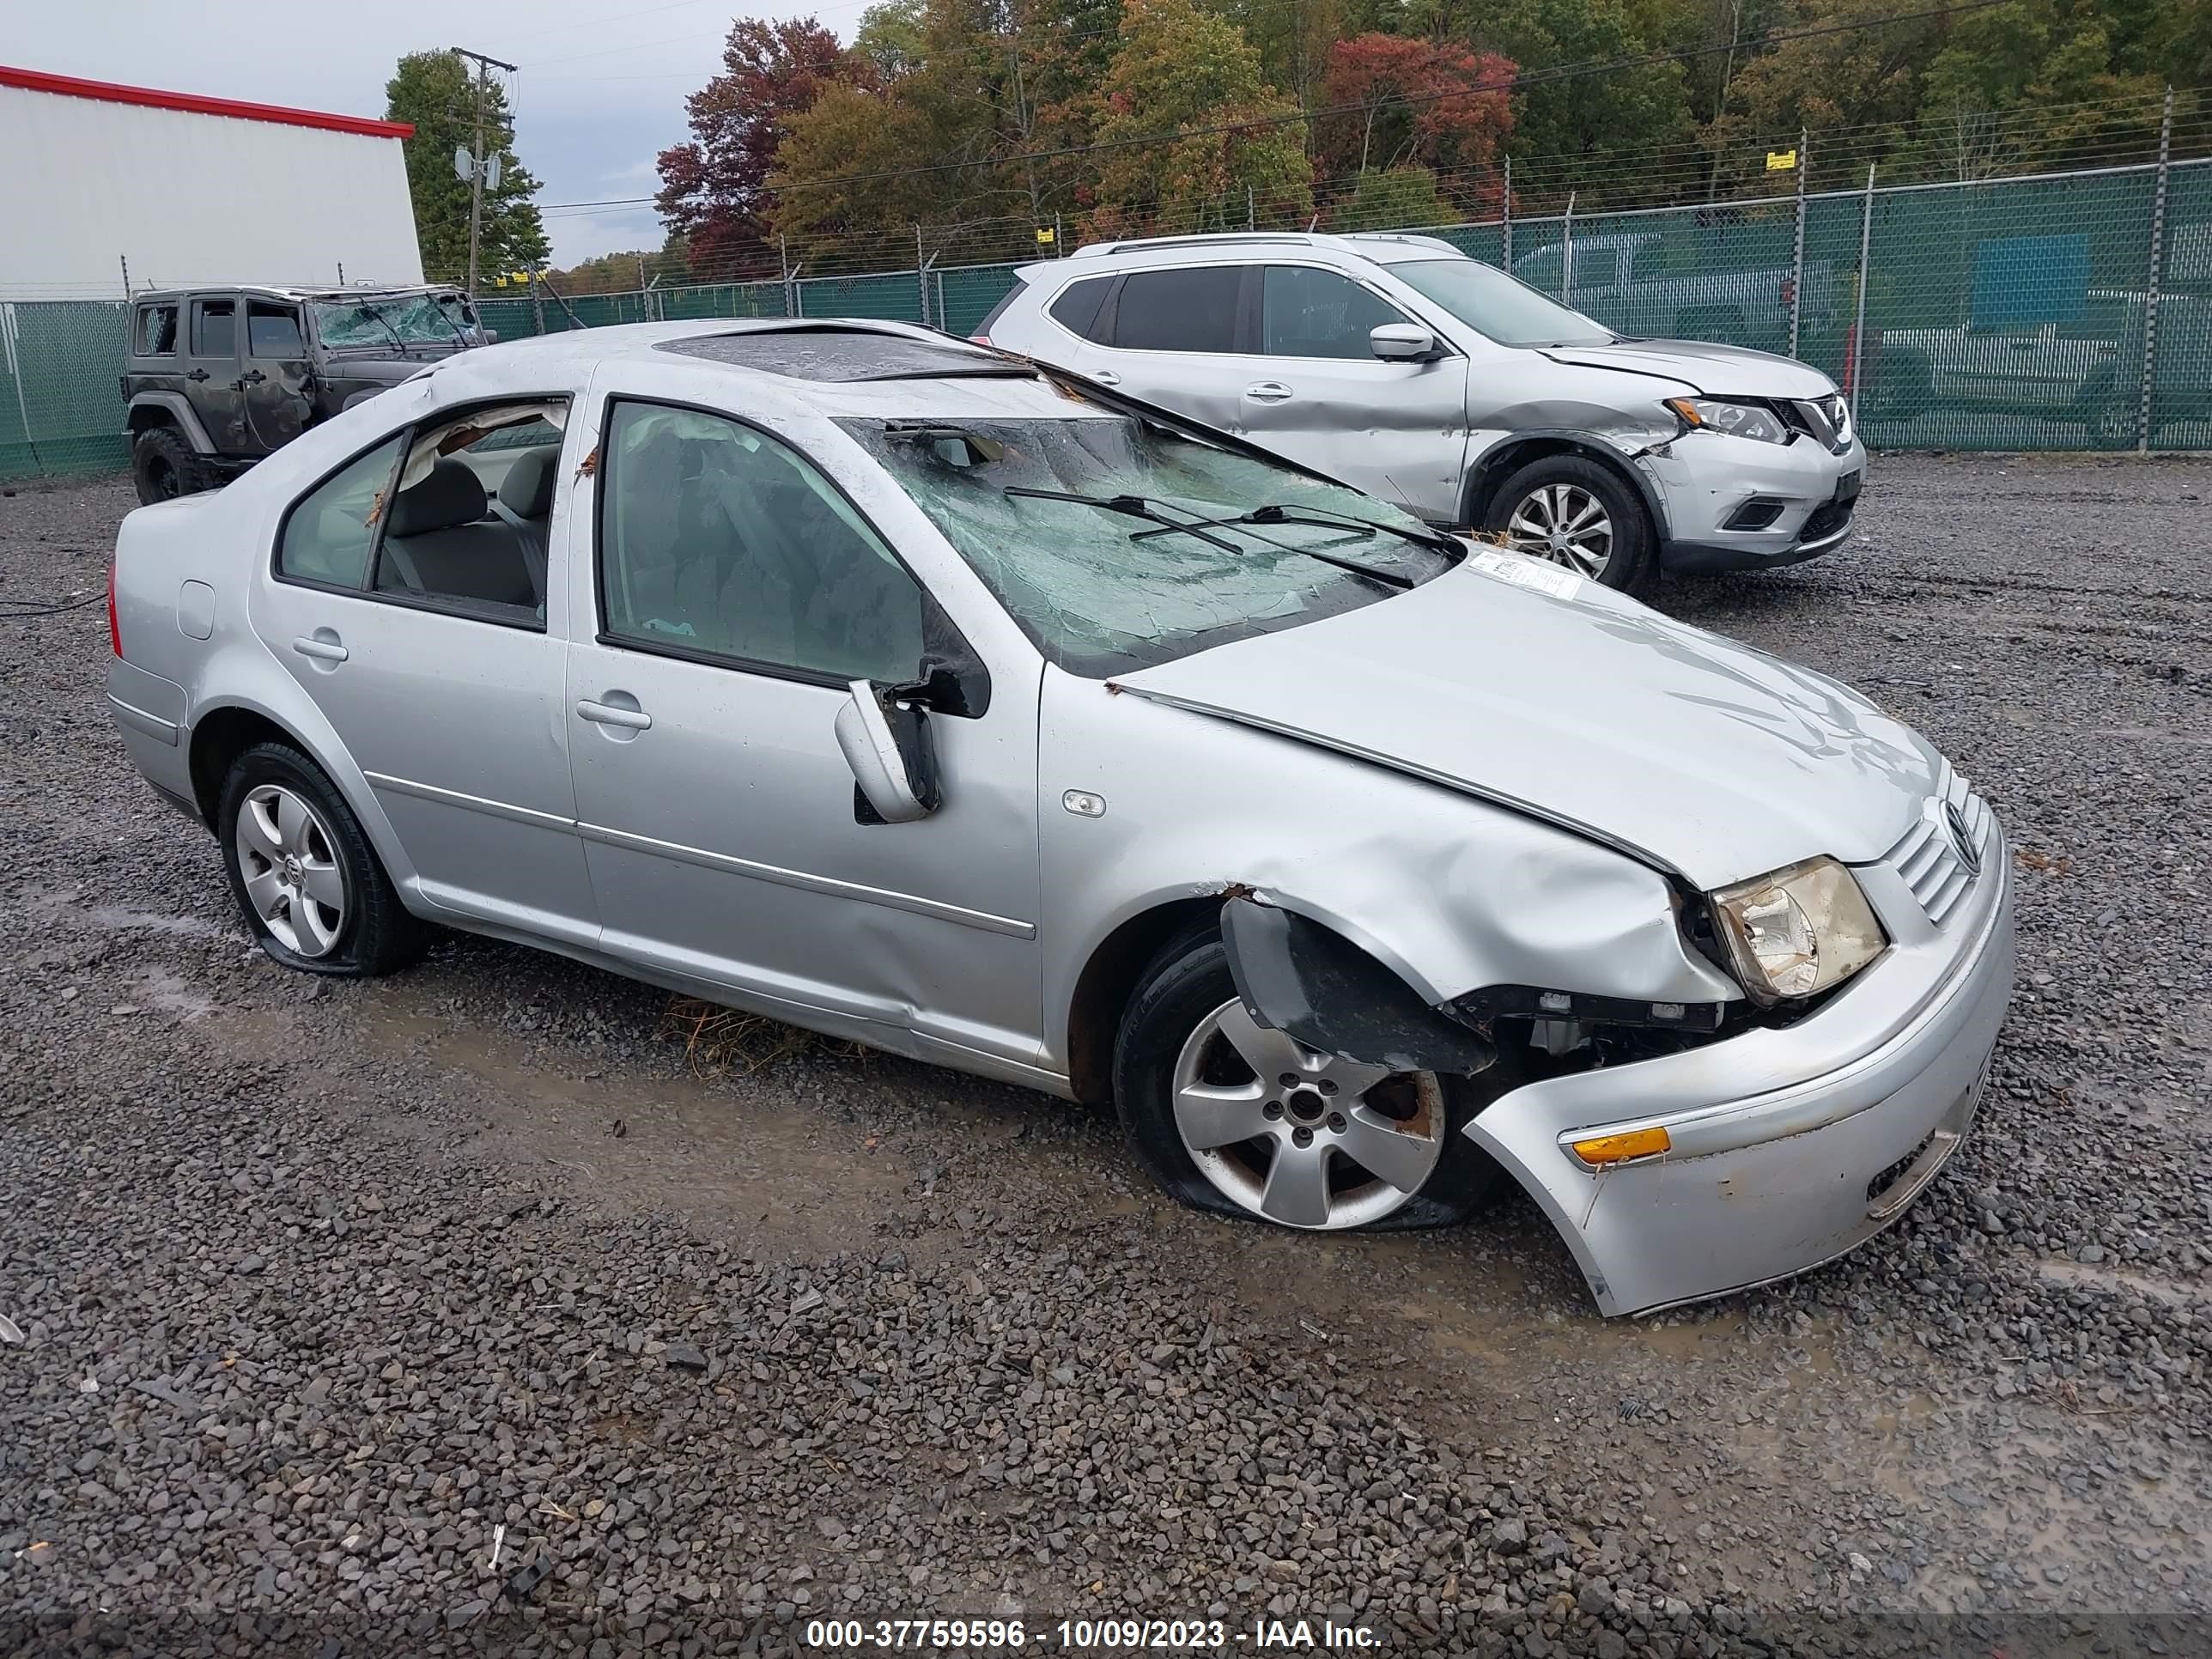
[1035,226,1056,245]
[1766,149,1799,171]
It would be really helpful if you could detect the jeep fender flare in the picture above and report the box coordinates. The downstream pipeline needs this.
[127,392,218,456]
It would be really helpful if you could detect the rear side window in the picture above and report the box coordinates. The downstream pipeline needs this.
[277,435,404,590]
[192,300,236,357]
[135,305,178,355]
[248,302,305,358]
[1047,276,1114,342]
[1110,267,1241,352]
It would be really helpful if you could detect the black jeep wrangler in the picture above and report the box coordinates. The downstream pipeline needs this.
[121,284,494,503]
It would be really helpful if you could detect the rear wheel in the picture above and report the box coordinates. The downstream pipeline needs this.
[218,741,425,977]
[1484,454,1656,594]
[1113,924,1504,1231]
[131,425,209,504]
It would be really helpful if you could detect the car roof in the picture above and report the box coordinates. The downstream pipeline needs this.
[133,283,461,304]
[417,317,1121,422]
[1015,230,1470,283]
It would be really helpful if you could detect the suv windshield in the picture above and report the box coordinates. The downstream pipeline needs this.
[1389,259,1614,348]
[311,293,475,350]
[842,414,1455,676]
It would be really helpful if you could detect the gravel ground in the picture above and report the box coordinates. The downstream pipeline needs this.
[2,457,2208,1658]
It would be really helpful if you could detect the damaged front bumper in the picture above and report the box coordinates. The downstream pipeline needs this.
[1468,832,2014,1316]
[1646,431,1867,574]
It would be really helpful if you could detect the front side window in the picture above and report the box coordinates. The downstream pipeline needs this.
[1261,266,1411,359]
[1397,258,1613,348]
[192,300,237,357]
[842,413,1454,676]
[1109,266,1242,353]
[248,302,305,358]
[277,435,404,590]
[136,305,178,356]
[599,401,925,684]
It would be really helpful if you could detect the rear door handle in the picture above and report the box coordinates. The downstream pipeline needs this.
[576,698,652,731]
[1091,369,1121,386]
[1245,380,1294,403]
[238,369,266,386]
[291,635,348,663]
[185,368,210,382]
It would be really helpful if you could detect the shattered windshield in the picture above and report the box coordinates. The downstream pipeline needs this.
[311,293,476,350]
[841,415,1455,675]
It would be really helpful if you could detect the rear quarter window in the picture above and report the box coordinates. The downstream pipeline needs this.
[135,305,178,356]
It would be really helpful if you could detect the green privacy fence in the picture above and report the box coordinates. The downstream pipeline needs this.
[6,156,2209,484]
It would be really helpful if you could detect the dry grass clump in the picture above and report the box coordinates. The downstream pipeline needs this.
[660,996,871,1076]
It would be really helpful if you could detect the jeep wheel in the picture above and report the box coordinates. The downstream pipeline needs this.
[131,426,208,504]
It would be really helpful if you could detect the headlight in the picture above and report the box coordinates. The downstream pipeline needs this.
[1710,856,1887,1002]
[1666,397,1791,445]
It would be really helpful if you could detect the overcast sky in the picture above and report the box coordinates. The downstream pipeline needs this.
[7,0,843,266]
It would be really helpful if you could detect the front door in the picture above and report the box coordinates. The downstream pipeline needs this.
[185,295,248,454]
[252,405,595,945]
[1240,264,1470,519]
[242,299,314,451]
[565,396,1044,1073]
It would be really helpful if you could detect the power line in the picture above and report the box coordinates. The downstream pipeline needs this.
[536,0,2014,210]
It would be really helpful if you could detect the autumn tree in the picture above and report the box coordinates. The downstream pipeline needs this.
[656,18,859,278]
[1316,33,1516,207]
[386,52,547,283]
[1085,0,1313,234]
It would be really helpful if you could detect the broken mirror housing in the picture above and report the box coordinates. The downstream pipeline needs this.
[1710,855,1887,1003]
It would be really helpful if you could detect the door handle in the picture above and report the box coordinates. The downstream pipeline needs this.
[1244,380,1295,403]
[291,635,348,663]
[576,697,652,731]
[185,368,210,382]
[238,369,266,386]
[1091,369,1121,386]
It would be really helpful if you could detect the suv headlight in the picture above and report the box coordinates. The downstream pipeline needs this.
[1666,397,1790,445]
[1710,857,1887,1002]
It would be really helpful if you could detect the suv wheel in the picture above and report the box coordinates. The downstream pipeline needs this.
[218,741,426,976]
[131,426,208,504]
[1112,922,1505,1231]
[1484,455,1655,593]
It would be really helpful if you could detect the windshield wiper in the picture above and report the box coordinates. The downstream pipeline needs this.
[1128,504,1422,591]
[355,303,408,353]
[1140,501,1460,556]
[1001,487,1241,553]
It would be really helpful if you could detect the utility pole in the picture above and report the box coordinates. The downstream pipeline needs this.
[451,46,517,298]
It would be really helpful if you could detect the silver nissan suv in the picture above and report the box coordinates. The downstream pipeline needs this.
[975,232,1867,593]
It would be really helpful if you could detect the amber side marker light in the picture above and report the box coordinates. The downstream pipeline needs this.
[1571,1126,1672,1165]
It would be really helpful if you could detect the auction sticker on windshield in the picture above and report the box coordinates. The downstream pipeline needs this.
[1462,544,1585,601]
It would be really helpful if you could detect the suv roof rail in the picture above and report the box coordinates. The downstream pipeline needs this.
[1340,232,1467,256]
[1069,231,1324,258]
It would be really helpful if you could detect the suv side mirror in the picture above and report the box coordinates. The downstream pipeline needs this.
[835,680,942,824]
[482,328,501,345]
[1370,323,1441,362]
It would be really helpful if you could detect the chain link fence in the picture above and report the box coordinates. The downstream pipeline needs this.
[5,155,2209,485]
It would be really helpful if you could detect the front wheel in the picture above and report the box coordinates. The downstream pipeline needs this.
[1113,926,1505,1231]
[1483,455,1656,594]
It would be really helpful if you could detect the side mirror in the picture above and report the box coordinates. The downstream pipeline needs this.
[482,328,501,345]
[834,679,942,824]
[1370,323,1440,362]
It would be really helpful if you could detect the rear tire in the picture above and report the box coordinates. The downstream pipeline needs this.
[218,741,425,977]
[131,425,210,504]
[1112,921,1505,1232]
[1483,454,1656,595]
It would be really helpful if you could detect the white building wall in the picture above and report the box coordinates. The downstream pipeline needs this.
[0,82,424,301]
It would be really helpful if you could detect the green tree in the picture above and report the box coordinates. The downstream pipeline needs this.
[385,52,547,284]
[1330,165,1456,228]
[1085,0,1313,234]
[1478,0,1696,202]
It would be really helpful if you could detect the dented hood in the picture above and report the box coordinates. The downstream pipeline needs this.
[1539,338,1837,399]
[1115,560,1939,890]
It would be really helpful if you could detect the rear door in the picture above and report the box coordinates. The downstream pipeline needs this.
[1070,263,1249,431]
[1238,263,1468,517]
[243,299,314,451]
[185,294,249,453]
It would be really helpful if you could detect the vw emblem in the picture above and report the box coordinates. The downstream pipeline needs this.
[1944,802,1981,874]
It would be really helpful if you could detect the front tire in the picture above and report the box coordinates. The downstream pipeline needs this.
[218,741,424,977]
[1112,924,1504,1232]
[131,425,209,505]
[1483,454,1656,594]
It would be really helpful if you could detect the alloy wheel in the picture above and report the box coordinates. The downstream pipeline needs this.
[1504,482,1614,577]
[1170,997,1445,1230]
[234,784,348,957]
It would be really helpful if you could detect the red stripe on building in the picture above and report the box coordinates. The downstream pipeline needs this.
[0,64,415,140]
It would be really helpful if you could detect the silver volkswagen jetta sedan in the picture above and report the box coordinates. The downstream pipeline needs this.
[104,319,2010,1316]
